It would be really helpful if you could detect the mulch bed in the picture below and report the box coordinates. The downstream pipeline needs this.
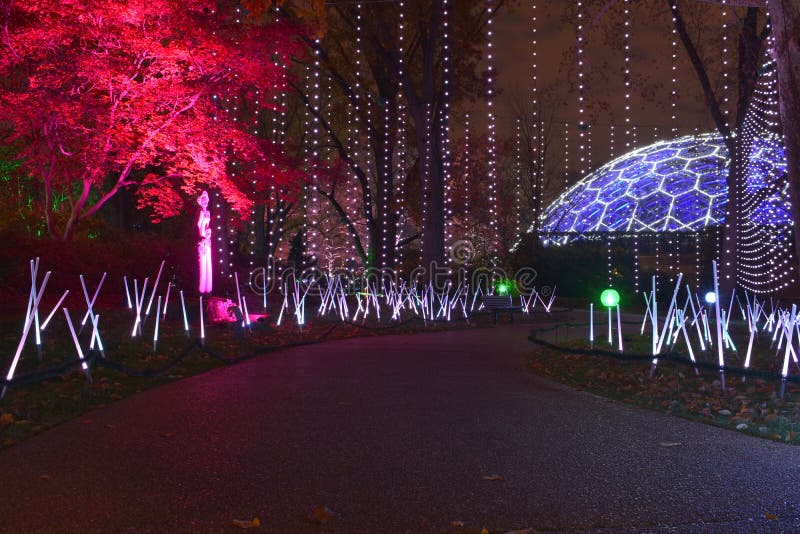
[528,336,800,444]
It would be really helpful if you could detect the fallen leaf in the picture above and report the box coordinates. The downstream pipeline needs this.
[39,474,50,481]
[483,474,504,481]
[659,442,681,447]
[451,520,465,527]
[232,517,261,529]
[765,513,778,520]
[309,506,337,525]
[481,528,489,534]
[160,432,175,438]
[105,424,115,429]
[80,419,92,425]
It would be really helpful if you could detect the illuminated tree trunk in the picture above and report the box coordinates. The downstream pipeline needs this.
[768,0,800,282]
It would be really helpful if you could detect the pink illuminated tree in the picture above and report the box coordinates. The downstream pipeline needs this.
[0,0,304,240]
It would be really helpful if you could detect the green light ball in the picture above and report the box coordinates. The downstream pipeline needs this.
[497,282,510,296]
[600,288,620,308]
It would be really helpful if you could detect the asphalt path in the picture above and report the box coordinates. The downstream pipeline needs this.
[0,318,799,532]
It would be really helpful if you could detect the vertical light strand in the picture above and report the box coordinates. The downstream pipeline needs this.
[530,2,540,231]
[463,113,472,235]
[309,39,322,264]
[695,231,701,288]
[563,121,570,190]
[486,0,499,252]
[394,0,407,271]
[441,0,453,268]
[514,117,523,241]
[623,0,638,293]
[380,100,391,268]
[353,3,370,267]
[576,0,587,176]
[301,62,312,267]
[669,0,680,284]
[609,123,615,159]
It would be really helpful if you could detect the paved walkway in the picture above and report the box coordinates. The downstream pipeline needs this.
[0,319,798,532]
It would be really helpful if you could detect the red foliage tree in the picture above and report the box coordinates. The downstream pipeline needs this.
[0,0,305,240]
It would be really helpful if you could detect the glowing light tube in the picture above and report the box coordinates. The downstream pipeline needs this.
[124,276,132,309]
[6,271,50,383]
[145,260,165,316]
[154,295,161,352]
[80,272,107,326]
[63,308,89,374]
[199,295,205,343]
[40,290,69,331]
[180,290,189,333]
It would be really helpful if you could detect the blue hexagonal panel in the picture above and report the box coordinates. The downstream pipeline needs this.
[538,133,790,237]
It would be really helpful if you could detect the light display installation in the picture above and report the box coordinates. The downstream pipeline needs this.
[538,133,790,242]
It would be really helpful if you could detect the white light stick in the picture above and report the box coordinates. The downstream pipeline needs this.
[242,295,251,327]
[89,313,104,352]
[263,267,268,311]
[162,282,172,319]
[180,290,189,333]
[131,278,148,337]
[5,271,51,384]
[744,328,755,370]
[676,309,696,365]
[685,286,706,351]
[276,287,288,326]
[40,290,69,331]
[153,296,161,352]
[712,260,724,370]
[641,290,654,335]
[651,276,658,356]
[63,308,90,379]
[80,272,107,326]
[589,303,594,345]
[616,303,623,352]
[782,305,796,378]
[123,276,132,309]
[199,295,205,344]
[608,305,612,345]
[234,271,243,313]
[29,259,41,347]
[80,274,105,343]
[145,260,165,316]
[655,273,683,356]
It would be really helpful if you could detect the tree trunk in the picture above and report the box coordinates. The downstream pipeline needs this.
[415,122,446,272]
[768,0,800,283]
[719,134,750,292]
[253,204,266,258]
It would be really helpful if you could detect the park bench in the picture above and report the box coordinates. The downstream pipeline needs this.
[481,295,522,324]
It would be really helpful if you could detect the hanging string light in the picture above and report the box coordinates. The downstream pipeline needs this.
[441,0,453,268]
[394,0,408,272]
[486,0,499,252]
[576,0,587,177]
[530,2,541,232]
[514,117,523,241]
[463,113,472,235]
[562,121,570,190]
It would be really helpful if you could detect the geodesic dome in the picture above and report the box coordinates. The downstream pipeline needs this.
[538,133,790,244]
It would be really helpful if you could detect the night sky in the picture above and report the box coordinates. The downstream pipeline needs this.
[492,2,720,173]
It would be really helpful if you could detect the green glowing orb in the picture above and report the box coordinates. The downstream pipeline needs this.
[496,282,511,296]
[600,288,620,308]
